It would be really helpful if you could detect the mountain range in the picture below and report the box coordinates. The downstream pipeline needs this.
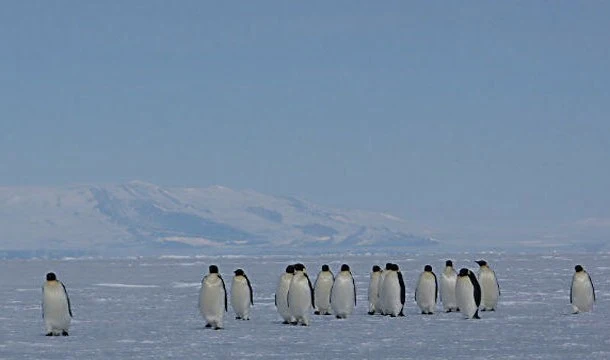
[0,181,437,258]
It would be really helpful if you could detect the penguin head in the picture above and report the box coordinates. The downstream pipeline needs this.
[575,265,584,272]
[341,264,350,272]
[294,263,305,272]
[445,260,453,267]
[209,265,219,274]
[321,264,330,272]
[372,265,381,272]
[46,272,57,281]
[424,265,432,272]
[458,268,470,277]
[475,260,487,267]
[391,263,400,271]
[234,268,245,276]
[385,263,393,270]
[285,265,295,274]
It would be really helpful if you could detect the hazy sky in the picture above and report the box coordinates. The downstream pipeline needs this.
[2,1,609,246]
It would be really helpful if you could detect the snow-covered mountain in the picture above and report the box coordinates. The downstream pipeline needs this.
[0,181,436,257]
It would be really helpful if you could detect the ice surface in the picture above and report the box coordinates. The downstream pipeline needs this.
[1,253,609,359]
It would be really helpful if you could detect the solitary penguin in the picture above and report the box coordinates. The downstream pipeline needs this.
[455,268,481,319]
[570,265,595,313]
[475,260,500,311]
[331,264,356,319]
[288,263,314,326]
[275,265,295,324]
[381,263,406,317]
[313,264,334,315]
[415,265,437,315]
[440,260,459,312]
[199,265,227,330]
[42,272,72,336]
[231,268,253,320]
[368,265,382,315]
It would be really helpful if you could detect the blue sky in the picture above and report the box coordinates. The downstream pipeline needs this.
[2,1,609,246]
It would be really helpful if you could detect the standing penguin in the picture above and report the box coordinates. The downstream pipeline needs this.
[231,268,253,320]
[199,265,227,330]
[381,263,406,317]
[570,265,595,313]
[415,265,438,315]
[331,264,356,319]
[440,260,459,312]
[368,265,382,315]
[288,263,314,326]
[455,268,481,319]
[42,272,72,336]
[376,263,393,315]
[475,260,500,311]
[275,265,295,324]
[313,264,334,315]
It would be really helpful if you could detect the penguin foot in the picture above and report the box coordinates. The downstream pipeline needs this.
[389,314,396,318]
[490,308,496,312]
[290,321,298,326]
[421,311,427,315]
[336,315,342,319]
[368,311,375,315]
[446,309,452,313]
[456,308,460,312]
[282,321,290,324]
[205,323,212,328]
[61,331,69,336]
[214,327,222,330]
[300,323,308,326]
[398,312,405,317]
[314,310,321,315]
[45,332,53,336]
[427,312,434,315]
[324,312,332,315]
[235,316,241,320]
[473,310,480,319]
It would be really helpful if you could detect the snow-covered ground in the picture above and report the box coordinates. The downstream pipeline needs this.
[1,252,609,359]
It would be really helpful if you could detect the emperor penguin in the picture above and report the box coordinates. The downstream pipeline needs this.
[288,263,314,325]
[376,263,393,315]
[455,268,481,319]
[570,265,595,313]
[475,260,500,311]
[331,264,356,319]
[440,260,459,312]
[231,268,253,320]
[42,272,72,336]
[415,265,438,315]
[367,265,382,315]
[313,264,334,315]
[199,265,227,330]
[381,263,406,317]
[275,265,295,324]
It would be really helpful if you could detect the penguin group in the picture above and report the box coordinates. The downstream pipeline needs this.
[40,260,597,335]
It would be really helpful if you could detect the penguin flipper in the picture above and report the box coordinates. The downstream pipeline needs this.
[245,275,254,305]
[305,274,315,308]
[398,272,406,305]
[61,282,73,317]
[219,275,228,312]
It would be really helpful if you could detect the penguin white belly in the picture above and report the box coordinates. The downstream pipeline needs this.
[440,273,458,312]
[276,274,293,323]
[383,273,402,316]
[368,273,381,314]
[314,274,334,315]
[331,274,355,318]
[231,277,251,320]
[571,274,594,313]
[416,274,436,314]
[43,284,71,334]
[479,270,499,310]
[199,278,225,328]
[456,278,477,319]
[288,274,312,325]
[377,272,387,314]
